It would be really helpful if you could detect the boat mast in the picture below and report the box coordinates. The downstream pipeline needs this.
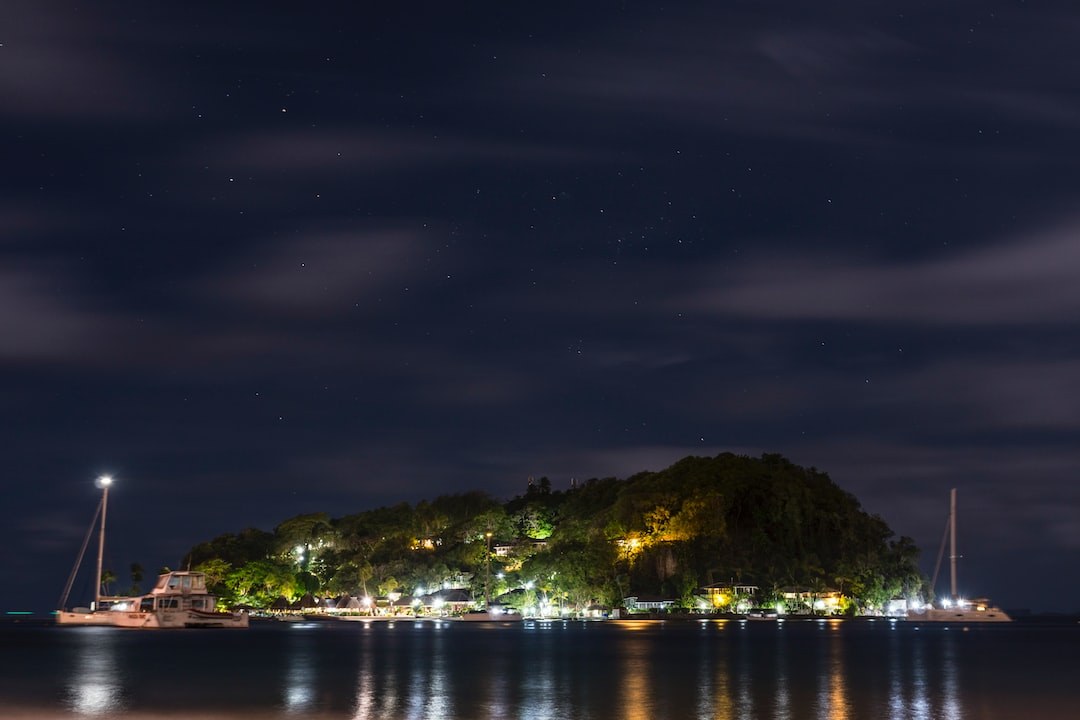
[93,475,113,609]
[949,487,958,602]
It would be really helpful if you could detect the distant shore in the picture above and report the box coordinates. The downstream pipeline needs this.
[6,611,1079,627]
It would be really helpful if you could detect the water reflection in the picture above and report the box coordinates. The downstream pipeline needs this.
[888,625,914,720]
[522,627,560,720]
[407,625,451,719]
[33,617,1045,719]
[773,625,791,720]
[887,627,967,720]
[707,637,735,720]
[66,628,125,716]
[823,625,850,720]
[351,631,373,719]
[941,633,961,720]
[283,626,317,714]
[619,632,653,720]
[485,662,510,720]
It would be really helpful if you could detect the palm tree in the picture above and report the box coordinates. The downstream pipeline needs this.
[130,562,144,594]
[101,569,117,596]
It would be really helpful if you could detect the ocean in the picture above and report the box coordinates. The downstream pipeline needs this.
[1,617,1077,719]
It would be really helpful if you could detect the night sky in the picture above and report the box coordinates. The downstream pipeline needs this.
[3,1,1078,614]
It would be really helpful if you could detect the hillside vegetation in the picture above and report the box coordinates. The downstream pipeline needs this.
[186,453,923,613]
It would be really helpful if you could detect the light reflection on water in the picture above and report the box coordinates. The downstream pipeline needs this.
[824,623,850,720]
[773,622,791,720]
[941,632,961,720]
[619,633,652,720]
[283,626,316,714]
[66,627,124,716]
[2,619,1069,719]
[521,622,563,720]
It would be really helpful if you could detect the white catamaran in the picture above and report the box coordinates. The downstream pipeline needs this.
[56,475,248,629]
[906,487,1011,623]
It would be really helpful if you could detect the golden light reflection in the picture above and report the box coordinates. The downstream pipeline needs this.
[709,648,735,720]
[66,628,125,717]
[819,634,850,720]
[619,634,653,720]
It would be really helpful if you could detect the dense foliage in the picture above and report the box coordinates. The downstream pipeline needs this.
[185,453,923,613]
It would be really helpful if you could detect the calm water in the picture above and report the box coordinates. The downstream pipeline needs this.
[1,618,1077,719]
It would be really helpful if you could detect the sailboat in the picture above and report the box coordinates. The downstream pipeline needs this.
[906,488,1011,622]
[56,475,248,629]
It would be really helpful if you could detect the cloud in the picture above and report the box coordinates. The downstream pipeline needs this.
[680,219,1080,326]
[0,264,117,361]
[0,2,166,121]
[206,227,429,315]
[891,358,1080,432]
[497,3,1080,163]
[194,127,604,179]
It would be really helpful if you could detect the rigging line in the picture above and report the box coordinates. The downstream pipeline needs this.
[929,507,950,597]
[57,497,104,611]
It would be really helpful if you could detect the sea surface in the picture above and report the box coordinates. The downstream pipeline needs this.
[1,617,1077,719]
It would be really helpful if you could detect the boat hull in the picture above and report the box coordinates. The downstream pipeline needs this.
[55,610,122,627]
[906,607,1012,623]
[457,611,524,622]
[56,609,248,629]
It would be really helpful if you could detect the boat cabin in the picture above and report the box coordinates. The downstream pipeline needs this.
[137,571,218,612]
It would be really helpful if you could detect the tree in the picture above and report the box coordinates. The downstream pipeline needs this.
[129,562,144,595]
[225,561,300,607]
[100,569,117,596]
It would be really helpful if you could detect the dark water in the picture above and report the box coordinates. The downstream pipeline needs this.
[1,618,1077,719]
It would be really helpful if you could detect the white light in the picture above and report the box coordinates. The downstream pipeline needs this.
[96,475,113,488]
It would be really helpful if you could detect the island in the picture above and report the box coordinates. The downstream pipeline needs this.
[183,453,924,619]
